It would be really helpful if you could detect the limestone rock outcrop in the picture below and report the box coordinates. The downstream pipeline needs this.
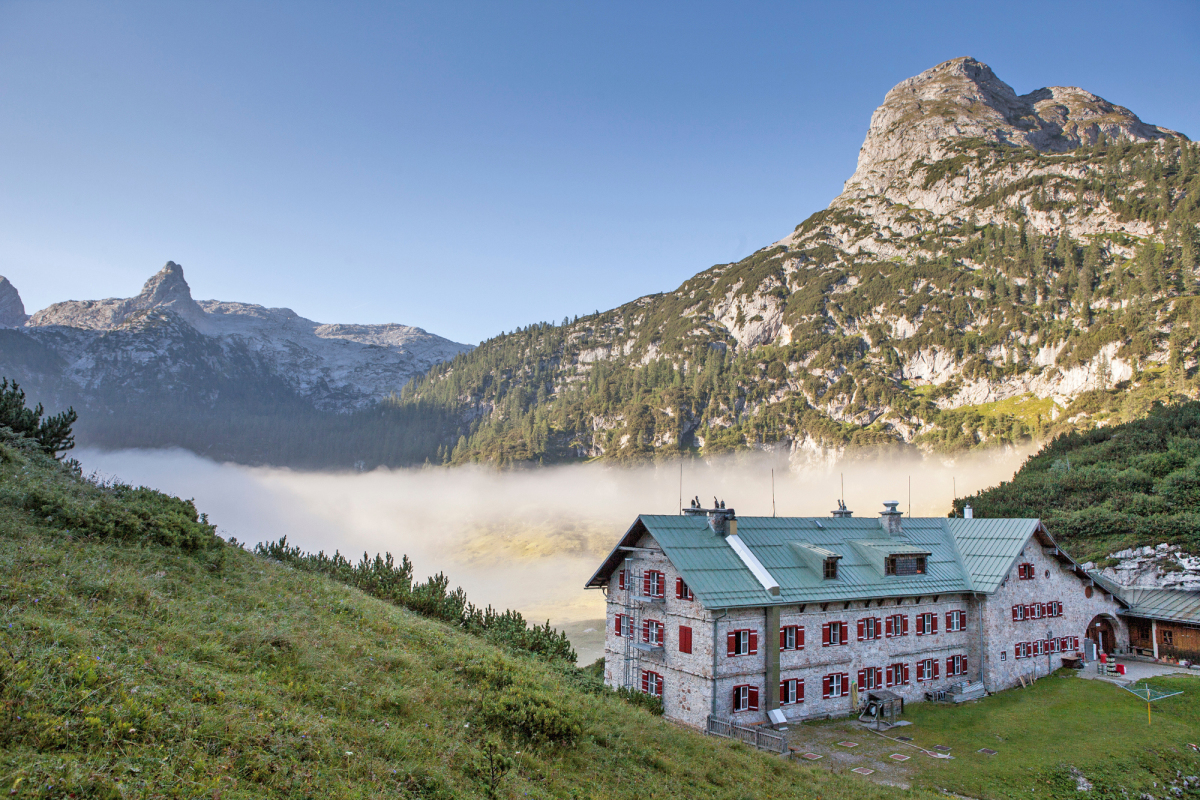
[0,277,27,328]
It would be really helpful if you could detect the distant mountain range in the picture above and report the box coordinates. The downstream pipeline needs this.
[2,56,1197,470]
[0,263,471,463]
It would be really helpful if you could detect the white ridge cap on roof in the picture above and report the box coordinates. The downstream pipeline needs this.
[727,534,781,596]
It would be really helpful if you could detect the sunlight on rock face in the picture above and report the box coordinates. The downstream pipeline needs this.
[76,446,1034,625]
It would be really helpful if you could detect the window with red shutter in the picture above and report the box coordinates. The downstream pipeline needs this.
[797,679,805,700]
[903,664,910,684]
[748,630,758,655]
[858,668,865,688]
[858,619,865,641]
[614,614,622,636]
[902,615,909,635]
[727,632,737,657]
[885,665,893,687]
[822,622,831,646]
[679,625,692,654]
[886,616,894,637]
[798,627,805,648]
[822,675,832,699]
[748,687,759,711]
[931,614,938,634]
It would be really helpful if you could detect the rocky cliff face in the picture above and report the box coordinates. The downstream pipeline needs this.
[0,278,28,328]
[1,264,472,415]
[398,57,1199,468]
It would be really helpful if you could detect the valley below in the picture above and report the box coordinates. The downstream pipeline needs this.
[75,444,1034,663]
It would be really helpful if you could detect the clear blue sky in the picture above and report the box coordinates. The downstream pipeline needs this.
[2,1,1197,344]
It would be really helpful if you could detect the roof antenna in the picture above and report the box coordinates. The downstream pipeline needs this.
[908,475,912,518]
[771,468,776,518]
[953,477,957,518]
[678,461,683,516]
[840,472,845,506]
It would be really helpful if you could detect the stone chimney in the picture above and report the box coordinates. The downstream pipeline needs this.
[880,501,902,535]
[832,500,853,518]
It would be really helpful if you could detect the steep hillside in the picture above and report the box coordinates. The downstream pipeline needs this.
[0,424,920,799]
[394,57,1198,467]
[958,400,1200,566]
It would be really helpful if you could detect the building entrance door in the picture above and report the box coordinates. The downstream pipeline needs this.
[1086,615,1116,654]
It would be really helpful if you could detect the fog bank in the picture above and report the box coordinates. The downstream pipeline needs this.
[76,446,1034,626]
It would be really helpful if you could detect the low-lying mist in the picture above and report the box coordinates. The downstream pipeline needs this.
[76,446,1035,629]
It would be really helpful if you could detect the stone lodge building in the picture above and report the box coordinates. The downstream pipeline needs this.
[584,502,1125,730]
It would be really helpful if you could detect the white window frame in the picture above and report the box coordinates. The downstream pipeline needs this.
[829,673,845,698]
[829,622,843,646]
[782,626,797,651]
[948,610,964,631]
[733,629,750,655]
[781,678,802,705]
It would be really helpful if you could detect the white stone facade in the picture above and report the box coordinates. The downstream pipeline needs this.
[602,529,1123,728]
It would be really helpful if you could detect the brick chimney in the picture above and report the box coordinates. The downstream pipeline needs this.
[880,501,902,535]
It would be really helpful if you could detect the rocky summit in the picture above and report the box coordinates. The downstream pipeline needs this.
[392,57,1198,468]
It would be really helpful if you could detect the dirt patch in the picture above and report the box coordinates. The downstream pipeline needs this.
[785,719,946,789]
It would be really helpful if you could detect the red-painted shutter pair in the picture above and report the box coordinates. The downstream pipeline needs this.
[734,686,759,711]
[679,625,692,654]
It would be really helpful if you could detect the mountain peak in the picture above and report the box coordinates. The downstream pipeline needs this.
[138,261,198,313]
[0,276,27,328]
[840,56,1186,200]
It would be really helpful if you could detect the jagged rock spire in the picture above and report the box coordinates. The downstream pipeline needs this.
[0,276,27,328]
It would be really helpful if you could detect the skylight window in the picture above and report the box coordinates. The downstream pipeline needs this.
[823,557,839,579]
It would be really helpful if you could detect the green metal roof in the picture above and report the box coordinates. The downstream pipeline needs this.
[585,514,1050,610]
[1117,587,1200,625]
[945,518,1043,594]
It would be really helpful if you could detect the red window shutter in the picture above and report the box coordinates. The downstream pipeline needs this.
[885,666,893,687]
[727,631,737,656]
[874,618,882,639]
[748,630,758,655]
[641,671,649,692]
[680,625,692,654]
[798,626,805,648]
[748,686,759,711]
[1014,644,1020,659]
[780,681,788,704]
[656,624,664,646]
[946,611,952,630]
[642,620,649,643]
[946,657,953,675]
[962,656,968,674]
[822,675,831,699]
[643,572,651,596]
[732,687,741,711]
[780,628,787,650]
[934,661,940,679]
[797,679,804,700]
[857,619,865,641]
[614,615,621,635]
[675,577,682,599]
[876,668,883,688]
[886,616,894,637]
[1012,605,1018,621]
[902,616,909,635]
[618,570,625,590]
[841,622,850,643]
[843,673,850,693]
[931,614,938,634]
[822,623,831,646]
[916,615,923,635]
[858,668,865,688]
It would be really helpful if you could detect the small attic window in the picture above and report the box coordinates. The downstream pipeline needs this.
[823,558,838,579]
[885,555,927,576]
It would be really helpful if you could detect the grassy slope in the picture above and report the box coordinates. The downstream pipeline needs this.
[960,400,1200,560]
[0,441,920,800]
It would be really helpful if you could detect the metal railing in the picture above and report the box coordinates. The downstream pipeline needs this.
[706,716,787,754]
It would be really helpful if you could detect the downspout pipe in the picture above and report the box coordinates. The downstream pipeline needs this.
[711,609,729,718]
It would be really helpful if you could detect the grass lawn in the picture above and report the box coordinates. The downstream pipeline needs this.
[900,670,1200,799]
